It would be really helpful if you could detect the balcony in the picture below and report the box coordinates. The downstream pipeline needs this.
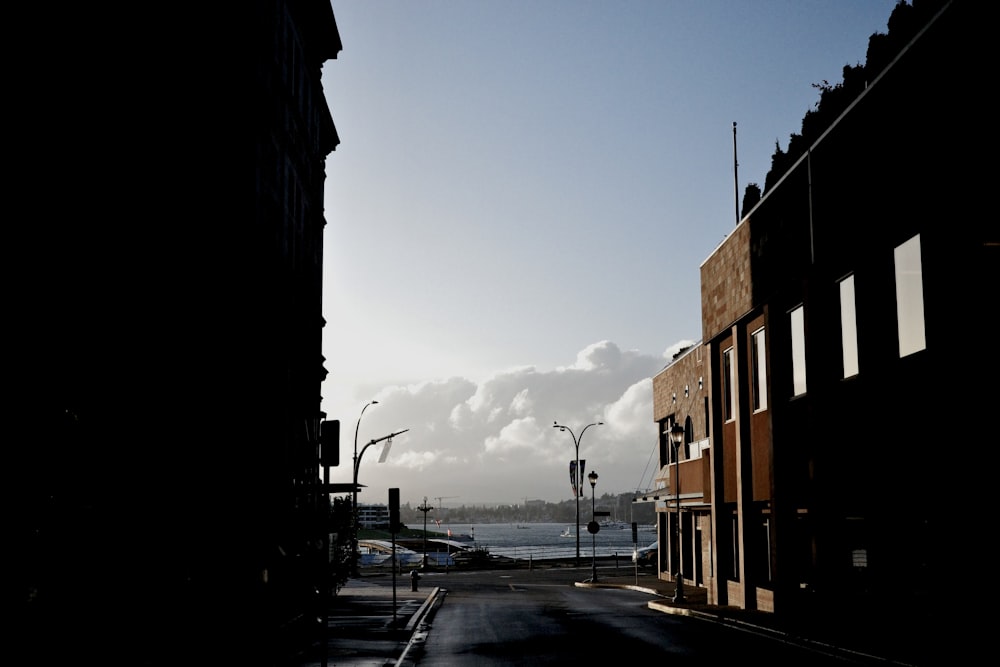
[653,438,711,504]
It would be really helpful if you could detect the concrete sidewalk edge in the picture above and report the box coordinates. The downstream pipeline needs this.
[397,586,445,667]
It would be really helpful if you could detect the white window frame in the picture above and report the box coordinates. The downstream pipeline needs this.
[722,346,735,422]
[839,274,859,378]
[751,327,767,412]
[790,305,807,396]
[894,234,926,357]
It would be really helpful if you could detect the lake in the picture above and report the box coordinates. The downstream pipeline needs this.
[437,521,657,561]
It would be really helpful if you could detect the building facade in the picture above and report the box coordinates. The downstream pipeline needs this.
[650,0,990,638]
[13,2,344,665]
[647,345,714,598]
[358,503,392,528]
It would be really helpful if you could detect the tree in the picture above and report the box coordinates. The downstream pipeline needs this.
[760,1,946,194]
[741,183,762,218]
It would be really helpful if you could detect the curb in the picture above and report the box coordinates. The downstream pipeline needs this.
[404,586,442,633]
[575,580,663,597]
[397,587,445,667]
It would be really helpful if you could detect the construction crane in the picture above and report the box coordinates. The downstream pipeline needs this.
[434,496,458,509]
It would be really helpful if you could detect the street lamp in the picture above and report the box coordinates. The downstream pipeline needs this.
[351,400,378,577]
[353,431,407,577]
[588,470,599,582]
[668,421,686,602]
[417,497,434,567]
[553,420,603,567]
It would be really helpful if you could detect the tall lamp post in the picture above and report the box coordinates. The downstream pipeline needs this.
[353,431,407,577]
[669,422,686,602]
[417,497,434,566]
[588,470,599,582]
[553,420,603,567]
[351,400,378,577]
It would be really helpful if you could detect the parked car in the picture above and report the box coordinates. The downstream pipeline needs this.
[632,541,657,567]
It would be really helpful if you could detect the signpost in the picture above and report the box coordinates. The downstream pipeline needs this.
[632,522,638,585]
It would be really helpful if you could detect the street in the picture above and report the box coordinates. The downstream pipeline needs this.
[408,566,857,666]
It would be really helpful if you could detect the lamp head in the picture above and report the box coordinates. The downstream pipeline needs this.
[670,422,685,445]
[588,470,598,487]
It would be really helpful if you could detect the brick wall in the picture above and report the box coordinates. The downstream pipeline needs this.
[700,221,752,342]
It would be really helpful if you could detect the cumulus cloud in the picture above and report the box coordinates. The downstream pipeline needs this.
[332,340,682,507]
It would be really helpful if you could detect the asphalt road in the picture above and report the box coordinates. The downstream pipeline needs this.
[407,565,856,666]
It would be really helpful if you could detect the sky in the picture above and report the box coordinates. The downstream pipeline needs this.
[319,0,899,510]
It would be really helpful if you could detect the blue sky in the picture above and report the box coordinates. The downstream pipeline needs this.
[319,0,898,509]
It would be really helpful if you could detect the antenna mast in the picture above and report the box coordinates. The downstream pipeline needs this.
[733,121,739,226]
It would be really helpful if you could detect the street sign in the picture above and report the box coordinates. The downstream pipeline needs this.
[594,511,611,517]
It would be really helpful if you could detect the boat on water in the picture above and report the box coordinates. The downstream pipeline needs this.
[598,518,629,530]
[559,526,574,538]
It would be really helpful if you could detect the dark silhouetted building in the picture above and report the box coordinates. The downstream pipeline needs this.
[11,2,342,665]
[651,1,990,659]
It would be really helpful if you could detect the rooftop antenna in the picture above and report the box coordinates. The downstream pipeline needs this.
[733,121,739,226]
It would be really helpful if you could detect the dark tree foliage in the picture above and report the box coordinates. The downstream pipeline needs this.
[763,140,787,193]
[754,0,948,199]
[328,496,354,593]
[741,182,762,219]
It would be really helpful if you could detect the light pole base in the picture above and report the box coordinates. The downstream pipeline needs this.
[672,574,685,603]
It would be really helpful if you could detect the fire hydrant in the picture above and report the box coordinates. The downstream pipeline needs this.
[410,569,420,592]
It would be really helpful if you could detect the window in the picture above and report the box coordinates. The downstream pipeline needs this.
[751,327,767,411]
[894,235,926,357]
[659,421,669,467]
[760,515,773,583]
[703,397,709,438]
[684,415,695,459]
[722,347,734,421]
[730,514,740,581]
[839,275,859,378]
[790,305,807,396]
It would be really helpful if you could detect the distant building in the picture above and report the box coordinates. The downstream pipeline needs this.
[358,504,391,528]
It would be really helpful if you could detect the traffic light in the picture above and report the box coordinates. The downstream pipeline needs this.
[321,419,340,466]
[389,488,400,533]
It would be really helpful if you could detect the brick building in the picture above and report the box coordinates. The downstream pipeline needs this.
[649,0,991,644]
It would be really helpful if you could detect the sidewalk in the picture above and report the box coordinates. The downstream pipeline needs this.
[582,572,931,666]
[293,576,442,667]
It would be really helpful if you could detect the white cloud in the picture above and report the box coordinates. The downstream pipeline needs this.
[662,339,699,362]
[566,340,622,371]
[328,340,682,506]
[483,416,543,454]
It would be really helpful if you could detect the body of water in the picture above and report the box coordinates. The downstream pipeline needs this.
[436,522,657,562]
